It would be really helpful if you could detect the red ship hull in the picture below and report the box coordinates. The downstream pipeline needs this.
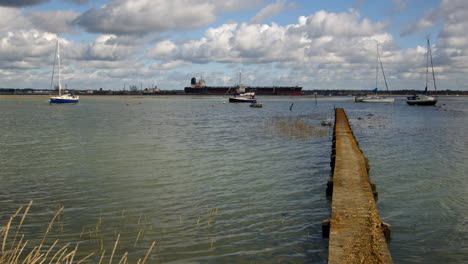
[184,86,303,95]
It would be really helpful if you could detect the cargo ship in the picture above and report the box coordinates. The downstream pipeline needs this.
[184,77,303,95]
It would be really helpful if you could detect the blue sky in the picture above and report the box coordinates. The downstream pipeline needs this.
[0,0,466,90]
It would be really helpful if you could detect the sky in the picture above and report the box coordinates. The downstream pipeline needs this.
[0,0,467,91]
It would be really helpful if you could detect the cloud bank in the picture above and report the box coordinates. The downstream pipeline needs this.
[75,0,264,35]
[0,0,467,90]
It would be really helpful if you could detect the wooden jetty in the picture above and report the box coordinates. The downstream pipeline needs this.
[324,108,392,264]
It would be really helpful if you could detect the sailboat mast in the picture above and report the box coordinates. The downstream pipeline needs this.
[57,38,62,96]
[378,46,390,91]
[376,43,379,90]
[428,39,437,91]
[425,39,429,92]
[49,40,57,93]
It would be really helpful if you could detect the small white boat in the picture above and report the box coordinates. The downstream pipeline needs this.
[354,95,394,103]
[355,43,394,103]
[229,92,256,103]
[406,38,438,106]
[227,71,257,103]
[49,37,79,104]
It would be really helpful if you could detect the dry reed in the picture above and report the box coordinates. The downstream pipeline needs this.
[264,116,329,139]
[0,201,156,264]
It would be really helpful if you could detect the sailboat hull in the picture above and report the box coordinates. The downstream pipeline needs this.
[50,95,79,104]
[229,97,255,103]
[50,98,78,104]
[406,94,437,106]
[406,99,437,106]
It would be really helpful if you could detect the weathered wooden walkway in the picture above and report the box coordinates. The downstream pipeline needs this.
[324,108,392,264]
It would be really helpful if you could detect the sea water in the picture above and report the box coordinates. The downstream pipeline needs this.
[0,96,466,263]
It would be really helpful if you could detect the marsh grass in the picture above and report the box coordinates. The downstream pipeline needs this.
[264,116,329,139]
[0,201,155,264]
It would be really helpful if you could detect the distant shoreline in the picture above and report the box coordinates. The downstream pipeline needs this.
[0,94,196,99]
[1,94,466,99]
[3,88,468,97]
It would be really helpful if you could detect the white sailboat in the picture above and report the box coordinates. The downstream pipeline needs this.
[49,37,79,104]
[406,39,437,106]
[354,43,394,103]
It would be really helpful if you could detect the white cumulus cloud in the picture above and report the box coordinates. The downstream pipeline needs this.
[75,0,265,35]
[160,9,390,67]
[147,40,178,58]
[251,0,286,24]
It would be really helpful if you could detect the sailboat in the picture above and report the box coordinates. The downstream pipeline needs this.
[354,43,394,103]
[49,38,79,104]
[406,39,437,106]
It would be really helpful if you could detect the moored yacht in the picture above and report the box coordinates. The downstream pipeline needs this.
[49,37,79,104]
[354,42,394,103]
[406,38,438,106]
[406,94,437,106]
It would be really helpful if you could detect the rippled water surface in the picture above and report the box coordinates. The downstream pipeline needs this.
[0,96,467,263]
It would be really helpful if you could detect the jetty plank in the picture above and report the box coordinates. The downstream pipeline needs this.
[328,108,392,264]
